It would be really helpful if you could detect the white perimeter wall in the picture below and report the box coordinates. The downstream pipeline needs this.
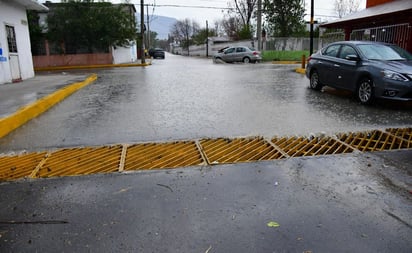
[112,44,137,64]
[0,0,35,84]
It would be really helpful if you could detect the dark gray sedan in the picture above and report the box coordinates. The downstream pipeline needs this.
[306,41,412,104]
[213,46,261,63]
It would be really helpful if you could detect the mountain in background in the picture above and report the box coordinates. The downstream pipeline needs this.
[137,13,177,40]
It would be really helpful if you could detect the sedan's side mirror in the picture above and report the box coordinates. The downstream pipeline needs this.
[345,54,360,61]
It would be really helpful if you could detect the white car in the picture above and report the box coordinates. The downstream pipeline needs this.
[213,46,262,63]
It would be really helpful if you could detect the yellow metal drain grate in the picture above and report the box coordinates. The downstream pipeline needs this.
[0,152,47,181]
[124,141,204,171]
[271,136,355,157]
[199,137,285,164]
[337,130,410,152]
[385,128,412,148]
[1,127,412,181]
[36,146,122,178]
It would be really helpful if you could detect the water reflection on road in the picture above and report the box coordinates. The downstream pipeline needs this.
[1,53,412,151]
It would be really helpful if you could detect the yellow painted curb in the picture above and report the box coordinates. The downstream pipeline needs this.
[0,73,98,139]
[272,61,300,64]
[35,62,151,72]
[295,68,306,74]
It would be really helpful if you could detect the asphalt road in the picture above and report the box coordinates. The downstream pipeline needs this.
[0,151,411,252]
[0,54,411,252]
[0,53,412,152]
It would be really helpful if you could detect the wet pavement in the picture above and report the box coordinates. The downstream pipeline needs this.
[0,54,411,252]
[0,151,411,252]
[1,54,412,152]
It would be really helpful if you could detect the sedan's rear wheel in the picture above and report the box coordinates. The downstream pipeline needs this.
[243,57,250,63]
[357,78,374,105]
[309,71,322,90]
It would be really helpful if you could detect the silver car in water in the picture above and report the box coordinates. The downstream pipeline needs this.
[213,46,261,63]
[306,41,412,104]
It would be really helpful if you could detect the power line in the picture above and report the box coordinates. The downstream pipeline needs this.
[136,3,233,11]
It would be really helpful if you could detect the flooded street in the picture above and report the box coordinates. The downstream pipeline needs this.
[1,54,411,252]
[1,53,412,152]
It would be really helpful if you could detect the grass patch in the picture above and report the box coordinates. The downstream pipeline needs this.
[262,50,309,62]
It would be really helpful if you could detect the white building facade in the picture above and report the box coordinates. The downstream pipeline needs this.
[0,0,48,84]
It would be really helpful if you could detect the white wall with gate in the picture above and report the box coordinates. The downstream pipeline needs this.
[112,43,137,64]
[0,0,37,84]
[177,38,318,57]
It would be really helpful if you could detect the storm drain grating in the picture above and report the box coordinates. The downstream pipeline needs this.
[385,128,412,148]
[337,130,410,151]
[0,152,47,181]
[1,128,412,181]
[271,136,355,157]
[199,137,285,164]
[124,141,204,171]
[36,146,122,178]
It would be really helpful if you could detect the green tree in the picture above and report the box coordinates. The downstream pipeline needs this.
[263,0,306,37]
[46,0,137,53]
[225,0,257,39]
[27,10,45,55]
[171,19,200,54]
[146,31,158,49]
[192,28,216,45]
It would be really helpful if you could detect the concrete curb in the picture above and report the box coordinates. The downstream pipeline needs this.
[0,73,97,139]
[34,62,151,72]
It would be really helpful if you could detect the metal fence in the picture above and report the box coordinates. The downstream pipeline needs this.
[319,31,344,49]
[320,23,411,50]
[350,23,410,49]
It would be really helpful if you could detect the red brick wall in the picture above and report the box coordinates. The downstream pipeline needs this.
[33,53,113,68]
[366,0,395,8]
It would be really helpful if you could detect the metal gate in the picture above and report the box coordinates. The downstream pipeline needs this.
[350,23,410,49]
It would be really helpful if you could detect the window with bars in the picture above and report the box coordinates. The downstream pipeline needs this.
[6,25,18,53]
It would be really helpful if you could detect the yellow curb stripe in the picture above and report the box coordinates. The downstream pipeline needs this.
[272,61,300,64]
[35,62,151,72]
[295,68,306,74]
[0,73,97,139]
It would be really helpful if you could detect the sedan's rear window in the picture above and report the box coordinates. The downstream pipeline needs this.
[322,44,340,57]
[357,44,411,61]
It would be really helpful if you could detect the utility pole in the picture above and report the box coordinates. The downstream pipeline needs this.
[310,0,314,55]
[206,20,209,58]
[140,0,145,64]
[257,0,262,51]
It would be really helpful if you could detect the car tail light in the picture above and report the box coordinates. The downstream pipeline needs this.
[253,51,259,55]
[307,56,312,62]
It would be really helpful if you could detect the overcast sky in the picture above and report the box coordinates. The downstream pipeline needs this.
[46,0,367,25]
[137,0,367,24]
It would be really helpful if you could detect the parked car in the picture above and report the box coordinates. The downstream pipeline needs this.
[149,48,165,59]
[213,46,261,63]
[306,41,412,104]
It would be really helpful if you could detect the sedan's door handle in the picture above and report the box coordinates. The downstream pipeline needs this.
[334,64,340,67]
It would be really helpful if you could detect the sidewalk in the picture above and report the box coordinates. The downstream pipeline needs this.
[0,72,97,138]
